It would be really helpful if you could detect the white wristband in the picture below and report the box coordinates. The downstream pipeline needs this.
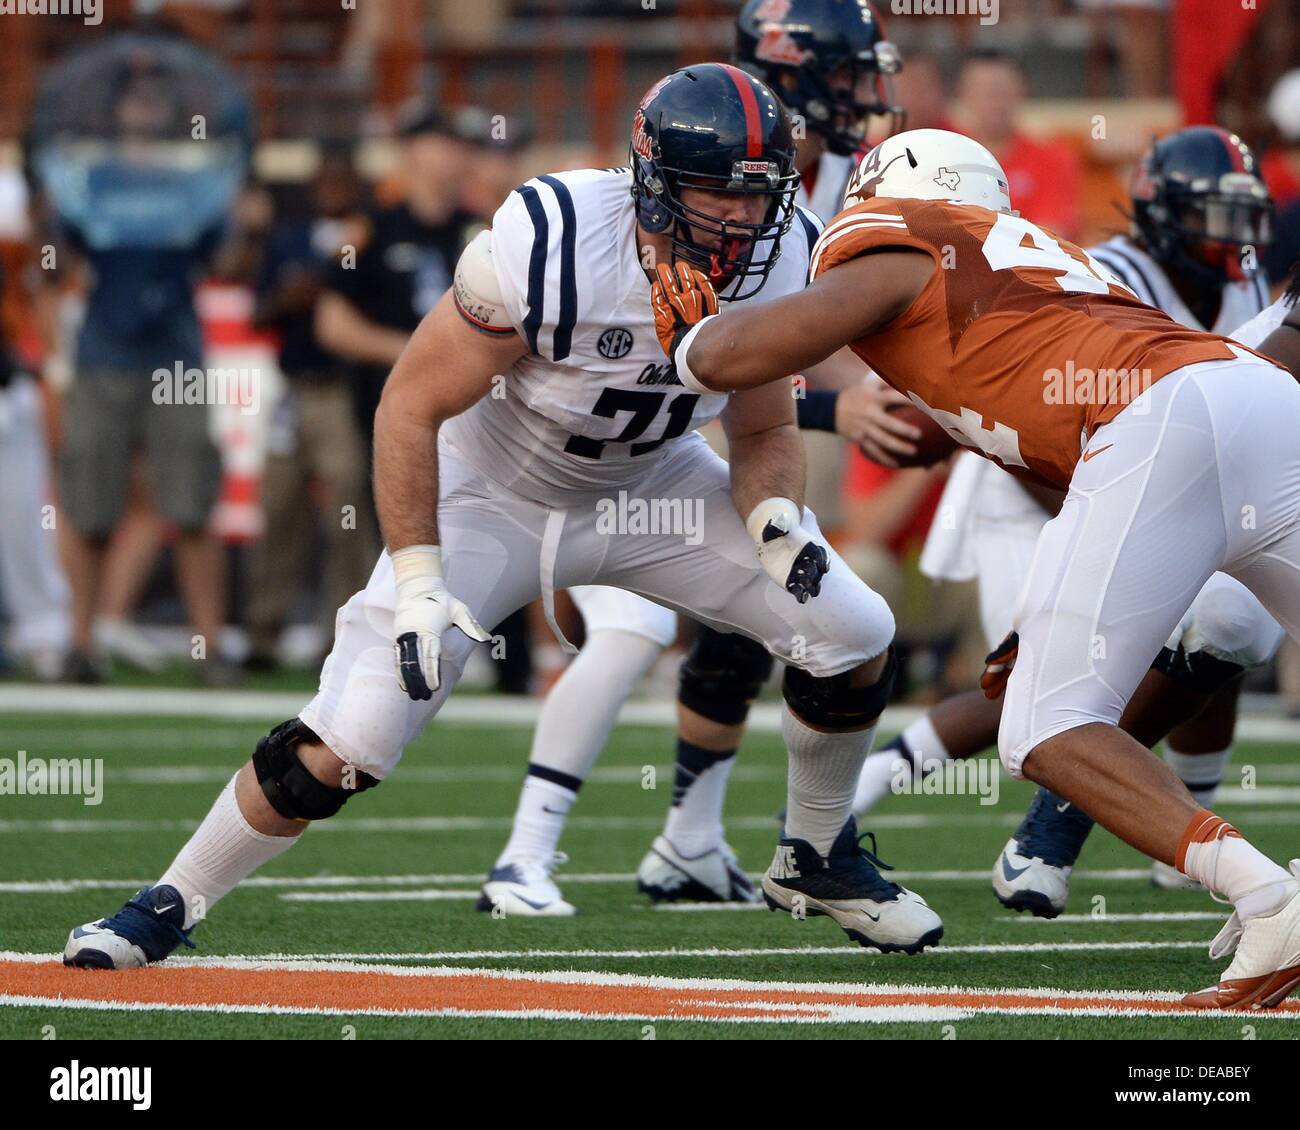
[672,313,720,394]
[390,544,443,590]
[746,497,803,544]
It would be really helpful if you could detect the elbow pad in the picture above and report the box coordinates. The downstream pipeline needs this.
[453,230,515,337]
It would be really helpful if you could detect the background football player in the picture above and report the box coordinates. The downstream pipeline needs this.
[846,127,1281,918]
[480,0,921,917]
[64,65,945,971]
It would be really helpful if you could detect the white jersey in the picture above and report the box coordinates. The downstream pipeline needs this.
[1231,292,1295,351]
[1089,234,1269,336]
[442,167,823,507]
[921,235,1273,583]
[797,150,856,225]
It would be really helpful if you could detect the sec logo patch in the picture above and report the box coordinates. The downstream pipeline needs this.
[598,328,634,359]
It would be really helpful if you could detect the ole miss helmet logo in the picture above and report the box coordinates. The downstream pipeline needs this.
[756,28,808,66]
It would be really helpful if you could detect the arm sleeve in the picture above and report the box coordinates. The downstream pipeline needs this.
[796,388,840,432]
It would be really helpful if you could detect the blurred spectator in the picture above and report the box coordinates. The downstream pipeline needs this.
[245,152,377,670]
[0,179,71,680]
[891,51,954,136]
[1264,70,1300,284]
[315,105,477,443]
[455,106,529,225]
[50,68,240,684]
[1078,0,1168,99]
[953,50,1083,240]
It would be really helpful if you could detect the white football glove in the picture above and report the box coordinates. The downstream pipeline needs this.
[746,498,830,604]
[391,546,490,701]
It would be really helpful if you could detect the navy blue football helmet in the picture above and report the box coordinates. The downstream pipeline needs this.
[630,63,800,300]
[736,0,903,158]
[1131,126,1274,287]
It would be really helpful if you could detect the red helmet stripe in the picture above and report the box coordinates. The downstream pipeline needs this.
[721,63,763,158]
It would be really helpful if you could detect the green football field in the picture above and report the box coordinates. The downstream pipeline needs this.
[2,692,1300,1040]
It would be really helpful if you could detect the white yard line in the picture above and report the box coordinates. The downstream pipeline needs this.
[0,941,1211,963]
[10,810,1300,836]
[5,683,1300,744]
[0,868,1155,894]
[279,889,480,902]
[1014,912,1226,924]
[26,763,1300,799]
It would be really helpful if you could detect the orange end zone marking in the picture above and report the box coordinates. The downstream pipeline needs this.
[6,960,1300,1022]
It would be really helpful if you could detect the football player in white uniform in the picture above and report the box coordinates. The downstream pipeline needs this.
[64,64,943,969]
[843,127,1282,916]
[481,0,916,916]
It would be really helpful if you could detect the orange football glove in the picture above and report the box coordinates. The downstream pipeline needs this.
[979,630,1019,700]
[651,261,719,358]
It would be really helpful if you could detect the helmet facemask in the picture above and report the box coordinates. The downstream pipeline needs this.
[1137,170,1274,287]
[785,42,904,156]
[634,151,800,301]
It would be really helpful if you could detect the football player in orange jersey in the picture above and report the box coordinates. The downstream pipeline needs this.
[652,127,1300,1010]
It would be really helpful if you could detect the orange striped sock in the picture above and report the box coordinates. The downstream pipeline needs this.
[1177,809,1290,908]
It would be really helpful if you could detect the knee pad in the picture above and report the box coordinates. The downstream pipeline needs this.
[1181,582,1281,671]
[782,646,898,730]
[1149,644,1245,695]
[252,718,379,821]
[678,627,774,725]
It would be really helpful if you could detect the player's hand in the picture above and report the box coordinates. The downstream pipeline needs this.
[980,630,1019,700]
[746,497,831,604]
[836,378,923,468]
[651,260,719,359]
[390,547,491,701]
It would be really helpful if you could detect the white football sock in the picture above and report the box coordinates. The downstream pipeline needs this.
[900,713,952,771]
[494,628,663,866]
[853,715,953,814]
[529,628,664,782]
[852,741,911,816]
[157,774,299,929]
[663,743,736,856]
[1179,812,1292,914]
[1164,745,1232,808]
[783,706,877,856]
[497,775,577,866]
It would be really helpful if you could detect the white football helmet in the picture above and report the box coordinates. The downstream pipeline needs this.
[844,128,1013,214]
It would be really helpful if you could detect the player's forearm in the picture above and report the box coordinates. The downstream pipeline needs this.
[373,399,442,551]
[682,308,838,393]
[727,421,806,520]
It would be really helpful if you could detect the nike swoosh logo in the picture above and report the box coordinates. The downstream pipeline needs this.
[1056,802,1072,814]
[541,806,566,815]
[1001,855,1030,882]
[863,910,881,921]
[1082,444,1113,462]
[154,903,178,915]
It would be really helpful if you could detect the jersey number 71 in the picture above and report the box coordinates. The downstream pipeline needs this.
[564,389,700,459]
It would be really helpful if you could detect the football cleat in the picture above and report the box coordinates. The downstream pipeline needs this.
[761,818,943,953]
[636,836,759,904]
[1151,859,1203,891]
[992,788,1095,919]
[63,884,195,969]
[476,853,576,917]
[1183,862,1300,1010]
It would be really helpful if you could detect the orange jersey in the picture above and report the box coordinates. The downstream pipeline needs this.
[810,197,1262,489]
